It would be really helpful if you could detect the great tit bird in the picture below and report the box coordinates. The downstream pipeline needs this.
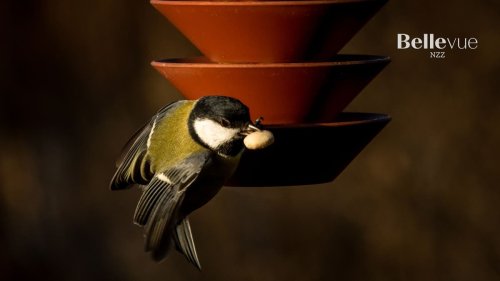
[110,96,269,269]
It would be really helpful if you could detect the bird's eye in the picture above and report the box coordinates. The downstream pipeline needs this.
[220,118,231,127]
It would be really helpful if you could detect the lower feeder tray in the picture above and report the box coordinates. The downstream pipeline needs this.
[151,55,390,124]
[226,112,390,187]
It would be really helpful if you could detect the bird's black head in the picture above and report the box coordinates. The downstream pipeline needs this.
[188,96,253,157]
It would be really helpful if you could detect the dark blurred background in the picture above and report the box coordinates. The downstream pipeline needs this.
[1,0,499,280]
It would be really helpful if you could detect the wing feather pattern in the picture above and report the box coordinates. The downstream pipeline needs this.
[109,101,187,190]
[133,152,210,266]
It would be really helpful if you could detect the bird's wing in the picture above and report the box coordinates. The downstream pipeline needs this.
[133,151,211,265]
[110,101,188,190]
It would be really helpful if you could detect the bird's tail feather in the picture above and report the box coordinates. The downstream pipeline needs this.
[174,218,202,270]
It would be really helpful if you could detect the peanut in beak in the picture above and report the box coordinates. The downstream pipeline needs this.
[243,130,274,150]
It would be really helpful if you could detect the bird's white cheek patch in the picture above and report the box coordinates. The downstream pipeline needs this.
[193,119,239,150]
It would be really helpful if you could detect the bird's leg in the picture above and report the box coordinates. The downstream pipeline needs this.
[254,116,264,129]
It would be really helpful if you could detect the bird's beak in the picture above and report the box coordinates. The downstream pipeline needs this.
[240,123,261,136]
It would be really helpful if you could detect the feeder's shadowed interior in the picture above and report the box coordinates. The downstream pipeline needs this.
[1,0,499,281]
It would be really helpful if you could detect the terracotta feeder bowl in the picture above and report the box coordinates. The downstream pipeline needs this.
[151,55,390,124]
[226,112,390,187]
[151,0,388,63]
